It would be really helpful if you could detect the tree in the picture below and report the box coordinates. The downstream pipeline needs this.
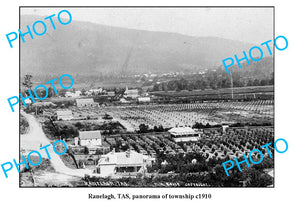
[253,79,260,86]
[58,89,66,97]
[81,88,86,96]
[158,125,164,132]
[205,123,211,128]
[22,74,33,93]
[247,79,253,87]
[48,86,55,98]
[139,124,149,133]
[243,168,273,187]
[83,146,89,155]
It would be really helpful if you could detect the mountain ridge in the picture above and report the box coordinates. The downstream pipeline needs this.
[20,15,269,77]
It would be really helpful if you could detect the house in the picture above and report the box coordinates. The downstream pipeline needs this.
[84,91,92,96]
[120,98,129,104]
[65,91,75,98]
[78,130,102,146]
[124,86,139,99]
[222,124,229,133]
[32,102,56,107]
[89,88,103,95]
[24,99,32,105]
[75,91,82,97]
[56,110,73,120]
[107,91,115,97]
[138,97,150,103]
[65,91,81,98]
[76,98,99,107]
[94,149,154,176]
[168,127,200,143]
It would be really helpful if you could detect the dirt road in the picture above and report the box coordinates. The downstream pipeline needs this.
[20,111,92,178]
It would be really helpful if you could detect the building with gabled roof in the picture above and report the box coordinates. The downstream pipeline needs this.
[124,86,139,99]
[168,127,200,142]
[107,91,115,97]
[32,102,56,107]
[78,130,102,147]
[138,97,150,103]
[76,98,99,107]
[94,150,154,176]
[56,110,73,120]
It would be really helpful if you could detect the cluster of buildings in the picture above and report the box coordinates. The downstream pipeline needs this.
[65,86,151,103]
[52,88,201,178]
[67,126,201,177]
[70,129,155,177]
[123,86,151,103]
[65,88,105,98]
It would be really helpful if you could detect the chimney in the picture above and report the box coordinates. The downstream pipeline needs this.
[126,150,130,158]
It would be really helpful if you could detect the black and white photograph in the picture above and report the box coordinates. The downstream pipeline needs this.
[19,7,275,188]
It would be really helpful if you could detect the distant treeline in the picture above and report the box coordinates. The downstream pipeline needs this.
[152,57,273,92]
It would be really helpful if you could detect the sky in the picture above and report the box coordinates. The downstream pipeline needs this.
[21,7,273,44]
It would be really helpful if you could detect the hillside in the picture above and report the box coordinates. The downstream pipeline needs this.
[20,15,268,78]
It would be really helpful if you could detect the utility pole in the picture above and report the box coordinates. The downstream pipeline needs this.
[230,72,234,100]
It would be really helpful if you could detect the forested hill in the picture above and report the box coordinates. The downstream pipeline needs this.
[152,57,274,91]
[218,56,273,78]
[20,15,268,77]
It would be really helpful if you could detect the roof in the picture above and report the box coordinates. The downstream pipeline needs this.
[138,97,150,100]
[24,99,32,104]
[76,98,94,104]
[168,127,196,134]
[56,110,72,116]
[120,98,129,103]
[32,102,56,107]
[125,89,138,95]
[79,131,101,140]
[98,150,145,166]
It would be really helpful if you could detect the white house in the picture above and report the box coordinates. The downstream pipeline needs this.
[65,91,75,98]
[89,88,103,95]
[168,127,200,143]
[222,124,229,133]
[56,110,73,120]
[76,98,99,107]
[32,102,56,107]
[120,98,129,104]
[24,99,32,105]
[78,130,102,147]
[107,91,116,97]
[94,150,153,176]
[138,97,150,103]
[124,86,139,99]
[75,91,82,97]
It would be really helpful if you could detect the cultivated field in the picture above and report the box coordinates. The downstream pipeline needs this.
[150,85,274,97]
[104,127,274,161]
[101,100,273,131]
[42,100,273,132]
